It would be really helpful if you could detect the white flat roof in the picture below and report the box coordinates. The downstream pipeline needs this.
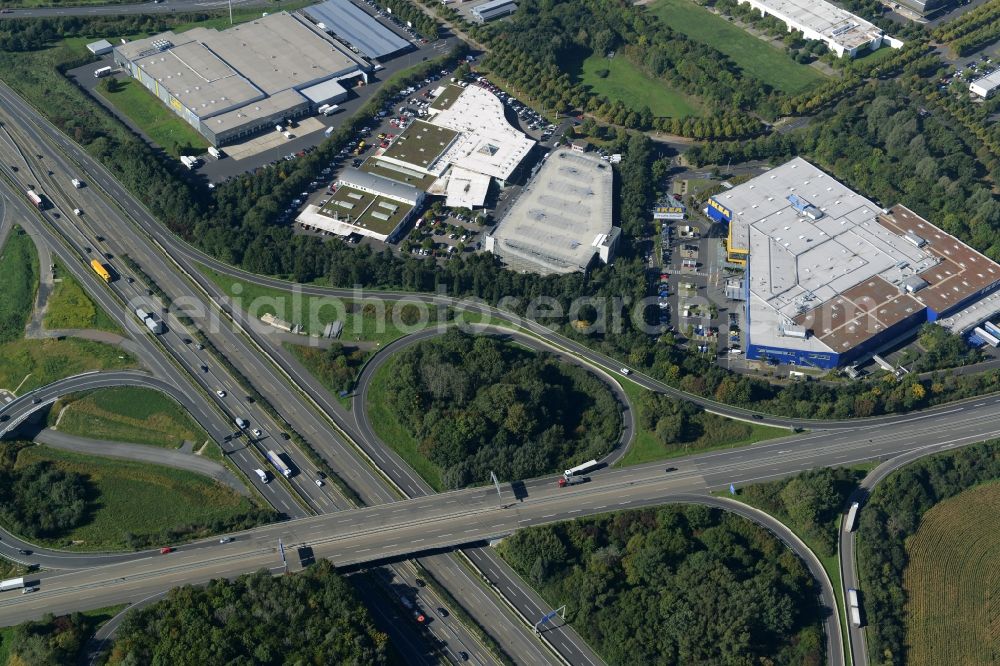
[721,158,938,351]
[489,149,613,275]
[430,85,534,180]
[743,0,881,51]
[445,167,491,208]
[971,70,1000,94]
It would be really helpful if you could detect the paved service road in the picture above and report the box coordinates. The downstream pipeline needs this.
[34,429,247,494]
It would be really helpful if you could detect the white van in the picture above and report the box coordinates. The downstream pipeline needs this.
[254,468,269,484]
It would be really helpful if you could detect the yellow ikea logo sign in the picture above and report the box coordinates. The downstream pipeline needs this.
[708,199,731,219]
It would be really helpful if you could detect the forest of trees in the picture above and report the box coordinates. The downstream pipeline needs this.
[739,467,863,557]
[472,0,770,137]
[108,561,389,664]
[379,331,621,488]
[856,439,1000,666]
[0,456,88,540]
[3,612,100,666]
[498,505,825,665]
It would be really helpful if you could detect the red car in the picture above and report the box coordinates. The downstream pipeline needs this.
[160,547,174,554]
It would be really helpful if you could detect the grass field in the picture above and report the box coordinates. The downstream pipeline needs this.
[647,0,826,95]
[0,337,136,394]
[12,446,255,551]
[53,387,212,451]
[575,52,703,118]
[615,378,788,466]
[201,265,444,344]
[903,481,1000,665]
[43,260,121,332]
[0,227,38,345]
[366,359,444,490]
[96,79,208,156]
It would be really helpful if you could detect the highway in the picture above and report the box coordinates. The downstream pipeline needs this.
[0,82,544,664]
[0,0,268,19]
[0,21,995,663]
[838,447,940,666]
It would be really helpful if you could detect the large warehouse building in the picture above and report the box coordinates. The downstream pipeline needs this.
[113,12,370,146]
[301,0,411,60]
[736,0,885,57]
[706,158,1000,368]
[484,149,618,275]
[970,70,1000,99]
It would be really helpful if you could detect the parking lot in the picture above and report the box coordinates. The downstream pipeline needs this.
[289,63,574,260]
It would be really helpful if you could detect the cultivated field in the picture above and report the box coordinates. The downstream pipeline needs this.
[647,0,825,95]
[902,481,1000,665]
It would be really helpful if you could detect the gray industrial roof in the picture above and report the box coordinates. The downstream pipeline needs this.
[338,167,422,204]
[302,0,411,60]
[116,13,364,121]
[472,0,518,19]
[87,39,113,55]
[489,149,614,275]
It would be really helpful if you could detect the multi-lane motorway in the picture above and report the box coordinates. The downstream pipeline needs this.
[0,15,996,664]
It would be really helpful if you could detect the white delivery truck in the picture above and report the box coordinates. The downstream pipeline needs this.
[207,146,222,159]
[322,104,340,116]
[0,578,25,592]
[254,468,269,484]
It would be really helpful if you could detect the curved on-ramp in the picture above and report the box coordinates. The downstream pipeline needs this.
[351,323,636,473]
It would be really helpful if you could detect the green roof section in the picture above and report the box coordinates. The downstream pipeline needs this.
[430,84,465,112]
[379,120,458,170]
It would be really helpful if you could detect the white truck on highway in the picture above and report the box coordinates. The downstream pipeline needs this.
[0,578,25,592]
[844,501,860,532]
[134,307,164,335]
[254,468,269,484]
[266,450,293,478]
[563,459,598,479]
[847,588,863,627]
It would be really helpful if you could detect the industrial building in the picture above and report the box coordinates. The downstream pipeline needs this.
[484,149,617,275]
[87,39,114,56]
[970,70,1000,99]
[301,0,412,60]
[113,12,370,146]
[894,0,952,17]
[366,84,534,208]
[736,0,885,57]
[295,168,424,242]
[706,158,1000,368]
[470,0,518,23]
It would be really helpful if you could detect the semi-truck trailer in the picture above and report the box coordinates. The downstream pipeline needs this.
[135,307,150,321]
[26,189,43,208]
[266,450,293,478]
[0,578,25,592]
[90,259,111,283]
[564,459,598,479]
[144,317,164,334]
[847,588,863,627]
[844,501,860,532]
[850,606,862,628]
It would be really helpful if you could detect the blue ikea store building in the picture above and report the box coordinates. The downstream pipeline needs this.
[706,159,1000,369]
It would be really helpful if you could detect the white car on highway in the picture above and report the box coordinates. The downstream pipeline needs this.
[216,390,226,398]
[251,428,262,437]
